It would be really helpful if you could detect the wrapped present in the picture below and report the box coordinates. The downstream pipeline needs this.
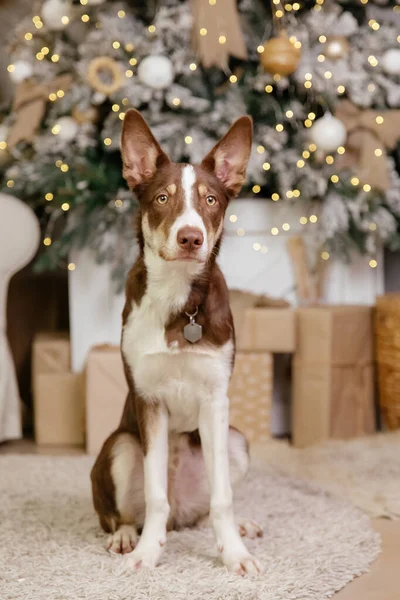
[292,306,376,448]
[237,308,296,353]
[32,333,84,445]
[230,290,294,436]
[33,373,84,445]
[229,352,273,444]
[85,345,127,455]
[32,332,70,374]
[375,293,400,430]
[230,290,295,353]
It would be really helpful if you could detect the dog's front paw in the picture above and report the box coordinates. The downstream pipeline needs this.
[222,549,262,576]
[125,538,165,570]
[220,536,262,576]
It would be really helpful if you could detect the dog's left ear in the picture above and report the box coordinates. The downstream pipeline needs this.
[201,116,253,197]
[121,109,170,190]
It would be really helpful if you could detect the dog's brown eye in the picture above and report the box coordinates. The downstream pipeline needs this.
[206,195,217,206]
[157,194,168,205]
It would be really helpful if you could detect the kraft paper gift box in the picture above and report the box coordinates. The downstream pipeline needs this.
[230,291,295,437]
[86,345,128,455]
[229,352,273,444]
[229,290,296,353]
[33,373,84,445]
[292,306,376,448]
[32,332,71,374]
[237,309,296,353]
[32,333,84,445]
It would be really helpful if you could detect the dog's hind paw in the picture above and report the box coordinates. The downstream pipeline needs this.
[238,519,263,540]
[107,524,138,554]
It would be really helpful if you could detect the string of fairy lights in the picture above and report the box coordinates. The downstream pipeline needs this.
[2,0,399,274]
[246,0,398,269]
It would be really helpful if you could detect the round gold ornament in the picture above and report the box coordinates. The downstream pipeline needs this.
[260,33,301,76]
[324,36,349,60]
[72,105,99,124]
[87,57,123,96]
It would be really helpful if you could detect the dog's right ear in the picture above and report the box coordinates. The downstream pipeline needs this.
[121,109,170,190]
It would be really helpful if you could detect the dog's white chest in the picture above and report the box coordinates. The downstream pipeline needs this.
[122,299,232,433]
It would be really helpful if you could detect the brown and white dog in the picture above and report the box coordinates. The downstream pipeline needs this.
[91,109,263,576]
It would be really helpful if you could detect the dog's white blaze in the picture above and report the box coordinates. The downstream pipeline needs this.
[164,165,208,259]
[178,165,205,232]
[182,164,196,210]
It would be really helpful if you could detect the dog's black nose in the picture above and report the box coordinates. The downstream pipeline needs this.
[177,227,204,251]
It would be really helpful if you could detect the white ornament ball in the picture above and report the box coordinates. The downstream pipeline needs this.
[138,55,174,90]
[54,116,79,142]
[309,113,347,153]
[381,49,400,76]
[9,60,33,83]
[92,91,106,105]
[41,0,72,31]
[86,0,106,4]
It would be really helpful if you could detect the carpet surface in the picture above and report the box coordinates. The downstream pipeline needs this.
[0,455,380,600]
[252,431,400,520]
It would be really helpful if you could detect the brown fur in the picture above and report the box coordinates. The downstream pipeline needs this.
[90,431,121,533]
[165,262,234,350]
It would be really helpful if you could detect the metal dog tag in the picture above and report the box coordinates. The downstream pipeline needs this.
[184,308,202,344]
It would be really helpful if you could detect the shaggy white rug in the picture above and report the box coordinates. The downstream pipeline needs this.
[0,455,380,600]
[252,431,400,520]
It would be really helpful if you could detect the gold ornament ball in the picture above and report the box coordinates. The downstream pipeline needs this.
[324,36,349,60]
[72,105,99,124]
[260,34,301,76]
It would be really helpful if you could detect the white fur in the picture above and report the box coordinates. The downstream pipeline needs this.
[182,164,196,210]
[127,405,169,569]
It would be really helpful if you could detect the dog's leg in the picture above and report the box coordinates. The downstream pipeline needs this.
[107,433,144,553]
[91,431,144,554]
[199,395,262,576]
[126,401,169,570]
[195,428,262,539]
[229,428,263,541]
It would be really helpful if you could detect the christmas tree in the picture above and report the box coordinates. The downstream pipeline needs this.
[1,0,399,288]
